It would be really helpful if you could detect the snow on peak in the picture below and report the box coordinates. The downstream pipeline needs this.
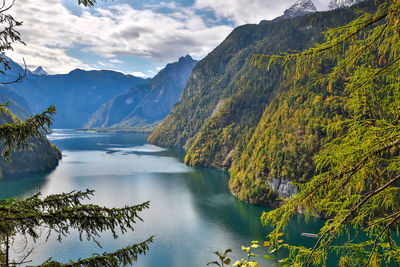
[329,0,364,9]
[281,0,317,19]
[32,66,48,75]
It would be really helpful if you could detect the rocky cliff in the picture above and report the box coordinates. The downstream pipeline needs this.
[85,55,197,130]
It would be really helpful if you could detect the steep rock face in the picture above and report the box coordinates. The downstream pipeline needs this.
[329,0,364,9]
[0,85,32,119]
[85,55,197,130]
[149,0,382,205]
[268,178,298,199]
[278,0,317,20]
[4,62,148,128]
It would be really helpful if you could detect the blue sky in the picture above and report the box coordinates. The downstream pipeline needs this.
[7,0,331,77]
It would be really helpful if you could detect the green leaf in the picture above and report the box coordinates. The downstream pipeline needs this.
[262,255,275,260]
[224,248,232,255]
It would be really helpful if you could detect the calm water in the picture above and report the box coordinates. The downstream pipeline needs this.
[0,130,327,266]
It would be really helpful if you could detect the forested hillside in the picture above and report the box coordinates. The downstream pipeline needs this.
[0,108,61,178]
[149,0,383,205]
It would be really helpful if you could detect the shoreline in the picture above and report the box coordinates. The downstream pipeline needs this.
[76,128,154,134]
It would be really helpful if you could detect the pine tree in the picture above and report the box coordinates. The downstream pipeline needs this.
[252,0,400,265]
[0,1,153,266]
[0,191,152,266]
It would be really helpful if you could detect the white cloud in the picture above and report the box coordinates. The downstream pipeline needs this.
[194,0,331,25]
[6,0,233,74]
[97,61,112,68]
[194,0,292,24]
[131,71,147,78]
[7,43,90,74]
[110,59,123,64]
[5,0,333,74]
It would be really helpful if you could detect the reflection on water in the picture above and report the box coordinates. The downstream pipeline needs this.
[0,172,49,199]
[0,130,331,266]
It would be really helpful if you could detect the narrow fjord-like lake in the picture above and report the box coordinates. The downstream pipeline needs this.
[0,130,326,266]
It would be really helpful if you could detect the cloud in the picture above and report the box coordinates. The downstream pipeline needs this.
[5,0,332,74]
[110,59,123,64]
[193,0,292,24]
[131,71,147,78]
[97,60,113,68]
[194,0,331,25]
[6,0,233,74]
[7,43,90,74]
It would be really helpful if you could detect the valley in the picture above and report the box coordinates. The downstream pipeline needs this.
[1,0,398,265]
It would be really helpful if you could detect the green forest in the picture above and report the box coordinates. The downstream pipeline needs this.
[149,0,387,206]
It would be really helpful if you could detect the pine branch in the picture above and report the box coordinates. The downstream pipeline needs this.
[0,105,56,159]
[251,5,390,67]
[38,236,153,267]
[365,213,400,266]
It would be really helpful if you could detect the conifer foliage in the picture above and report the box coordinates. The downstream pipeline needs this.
[253,0,400,265]
[0,0,153,266]
[0,191,152,266]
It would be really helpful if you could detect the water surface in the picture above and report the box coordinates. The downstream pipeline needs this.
[0,129,325,266]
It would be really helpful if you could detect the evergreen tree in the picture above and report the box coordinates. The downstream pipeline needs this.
[0,1,153,265]
[252,0,400,265]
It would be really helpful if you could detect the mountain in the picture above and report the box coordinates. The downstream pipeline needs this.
[148,0,382,206]
[329,0,364,9]
[0,85,32,119]
[0,111,62,177]
[32,66,48,75]
[0,90,61,178]
[4,64,148,128]
[277,0,317,20]
[0,56,30,84]
[85,55,197,130]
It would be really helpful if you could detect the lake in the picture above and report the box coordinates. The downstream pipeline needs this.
[0,129,326,266]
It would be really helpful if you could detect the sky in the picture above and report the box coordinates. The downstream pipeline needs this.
[5,0,331,77]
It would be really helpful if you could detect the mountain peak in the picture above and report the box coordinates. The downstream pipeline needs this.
[278,0,317,20]
[32,66,48,75]
[178,55,194,63]
[329,0,364,9]
[155,55,198,80]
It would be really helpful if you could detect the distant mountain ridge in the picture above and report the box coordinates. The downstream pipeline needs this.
[2,61,148,128]
[85,55,198,130]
